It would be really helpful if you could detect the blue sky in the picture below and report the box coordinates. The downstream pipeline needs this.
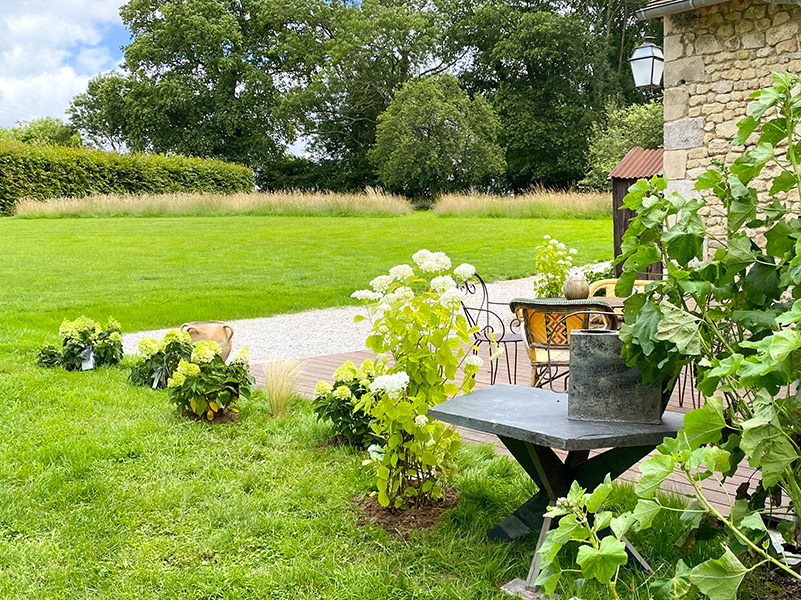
[0,0,129,128]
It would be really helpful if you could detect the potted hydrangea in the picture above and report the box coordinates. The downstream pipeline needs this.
[167,341,254,422]
[532,235,585,299]
[37,316,123,371]
[129,329,193,389]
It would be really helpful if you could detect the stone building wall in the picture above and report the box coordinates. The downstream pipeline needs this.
[661,0,801,251]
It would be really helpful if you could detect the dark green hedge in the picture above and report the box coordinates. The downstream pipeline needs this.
[0,141,255,213]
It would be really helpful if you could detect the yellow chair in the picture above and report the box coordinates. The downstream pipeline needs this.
[588,278,654,298]
[510,298,618,388]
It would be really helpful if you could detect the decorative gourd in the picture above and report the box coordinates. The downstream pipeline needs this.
[563,273,590,300]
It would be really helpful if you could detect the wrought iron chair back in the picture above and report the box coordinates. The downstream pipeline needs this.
[460,274,521,385]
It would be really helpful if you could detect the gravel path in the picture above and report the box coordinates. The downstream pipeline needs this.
[122,263,610,364]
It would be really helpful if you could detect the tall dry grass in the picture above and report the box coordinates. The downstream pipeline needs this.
[14,188,412,218]
[434,188,611,219]
[262,360,303,417]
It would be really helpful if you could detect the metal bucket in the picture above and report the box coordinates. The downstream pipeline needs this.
[567,329,664,424]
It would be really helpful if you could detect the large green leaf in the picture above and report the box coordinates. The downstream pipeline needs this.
[769,329,801,362]
[576,537,628,583]
[629,300,661,356]
[635,453,675,498]
[682,397,726,449]
[689,547,747,600]
[650,559,693,600]
[631,499,661,530]
[655,301,702,355]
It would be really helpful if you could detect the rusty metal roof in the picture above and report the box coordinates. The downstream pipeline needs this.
[607,147,664,180]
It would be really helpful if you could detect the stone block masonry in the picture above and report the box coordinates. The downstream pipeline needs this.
[662,0,801,254]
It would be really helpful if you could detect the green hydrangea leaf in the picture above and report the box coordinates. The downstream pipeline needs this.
[682,396,726,449]
[632,499,661,530]
[635,453,675,498]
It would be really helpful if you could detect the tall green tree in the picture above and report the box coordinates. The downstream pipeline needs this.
[298,0,474,190]
[370,75,505,198]
[117,0,318,166]
[68,72,131,151]
[580,99,663,190]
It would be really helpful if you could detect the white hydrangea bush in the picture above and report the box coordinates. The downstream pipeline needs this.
[351,250,487,510]
[532,235,579,298]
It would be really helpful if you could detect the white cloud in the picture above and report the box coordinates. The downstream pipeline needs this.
[0,0,127,127]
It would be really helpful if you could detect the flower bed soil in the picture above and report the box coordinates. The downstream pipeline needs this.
[353,487,459,538]
[180,408,240,424]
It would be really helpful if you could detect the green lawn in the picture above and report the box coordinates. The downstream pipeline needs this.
[0,212,729,599]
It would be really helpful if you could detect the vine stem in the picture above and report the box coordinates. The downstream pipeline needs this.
[683,464,801,581]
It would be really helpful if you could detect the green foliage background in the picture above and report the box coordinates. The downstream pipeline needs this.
[0,142,254,214]
[68,0,661,195]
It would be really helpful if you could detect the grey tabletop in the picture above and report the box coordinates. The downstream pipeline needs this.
[429,384,683,451]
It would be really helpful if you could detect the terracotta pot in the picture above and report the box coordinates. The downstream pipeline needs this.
[180,321,234,361]
[563,273,590,300]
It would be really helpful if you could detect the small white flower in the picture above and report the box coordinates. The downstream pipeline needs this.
[389,264,414,281]
[569,248,578,255]
[412,249,435,267]
[369,372,410,399]
[419,260,441,273]
[543,235,551,240]
[558,242,566,250]
[370,275,393,293]
[439,287,466,309]
[453,263,476,281]
[549,239,559,245]
[351,289,383,302]
[414,414,429,427]
[430,275,457,292]
[465,355,484,369]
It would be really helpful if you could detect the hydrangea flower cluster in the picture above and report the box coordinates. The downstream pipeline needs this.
[369,372,410,400]
[533,234,579,298]
[230,346,250,366]
[413,249,451,273]
[191,340,222,364]
[453,263,476,281]
[430,275,456,292]
[58,316,101,341]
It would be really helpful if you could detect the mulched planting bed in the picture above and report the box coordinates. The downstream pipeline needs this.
[180,408,240,424]
[353,487,459,538]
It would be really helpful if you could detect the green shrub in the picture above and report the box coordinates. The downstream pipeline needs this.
[129,329,193,389]
[37,316,123,371]
[167,342,254,422]
[0,141,254,213]
[312,359,384,448]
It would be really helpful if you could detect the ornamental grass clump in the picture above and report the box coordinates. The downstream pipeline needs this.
[312,358,385,448]
[532,235,578,297]
[167,342,254,422]
[37,316,123,371]
[262,359,302,417]
[351,250,489,510]
[129,329,192,389]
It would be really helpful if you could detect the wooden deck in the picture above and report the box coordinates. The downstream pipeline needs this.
[252,342,757,515]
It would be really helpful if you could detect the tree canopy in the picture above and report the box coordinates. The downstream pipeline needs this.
[371,75,505,198]
[67,0,661,193]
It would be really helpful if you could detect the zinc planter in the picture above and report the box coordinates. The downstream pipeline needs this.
[567,329,665,425]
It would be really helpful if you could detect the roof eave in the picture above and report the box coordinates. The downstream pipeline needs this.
[636,0,730,20]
